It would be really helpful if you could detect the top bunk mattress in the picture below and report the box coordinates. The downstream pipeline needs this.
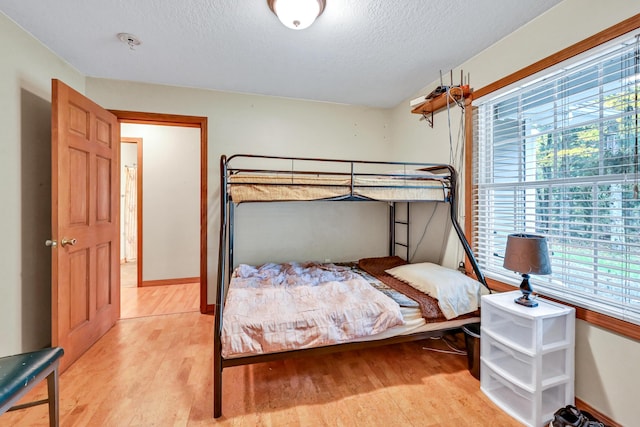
[223,155,453,203]
[227,173,447,202]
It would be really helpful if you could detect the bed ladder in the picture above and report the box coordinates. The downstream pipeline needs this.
[389,202,410,261]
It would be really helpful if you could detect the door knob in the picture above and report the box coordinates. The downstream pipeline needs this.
[61,238,77,247]
[45,240,57,248]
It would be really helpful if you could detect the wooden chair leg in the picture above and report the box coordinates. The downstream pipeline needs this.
[46,366,60,427]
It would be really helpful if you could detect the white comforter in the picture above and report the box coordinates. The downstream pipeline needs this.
[221,262,404,358]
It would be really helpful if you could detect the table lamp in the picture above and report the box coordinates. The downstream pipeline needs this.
[503,233,552,307]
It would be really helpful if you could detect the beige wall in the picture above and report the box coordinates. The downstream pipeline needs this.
[0,13,85,357]
[390,1,640,424]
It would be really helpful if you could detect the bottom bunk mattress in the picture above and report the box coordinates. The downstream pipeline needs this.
[221,259,485,359]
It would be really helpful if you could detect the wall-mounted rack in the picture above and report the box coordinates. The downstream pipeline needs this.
[411,85,472,127]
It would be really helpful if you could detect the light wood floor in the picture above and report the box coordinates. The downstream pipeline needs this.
[120,282,200,319]
[4,292,521,426]
[119,260,200,319]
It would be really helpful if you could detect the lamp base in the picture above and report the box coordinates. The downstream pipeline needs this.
[514,295,538,307]
[514,273,538,307]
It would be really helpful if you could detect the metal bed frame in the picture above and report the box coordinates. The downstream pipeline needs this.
[213,154,488,418]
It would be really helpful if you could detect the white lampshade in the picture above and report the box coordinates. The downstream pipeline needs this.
[268,0,326,30]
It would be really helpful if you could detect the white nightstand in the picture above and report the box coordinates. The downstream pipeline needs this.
[480,290,575,427]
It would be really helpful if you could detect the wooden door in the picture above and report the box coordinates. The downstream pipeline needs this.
[51,79,120,371]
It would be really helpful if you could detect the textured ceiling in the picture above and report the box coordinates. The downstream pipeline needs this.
[0,0,563,108]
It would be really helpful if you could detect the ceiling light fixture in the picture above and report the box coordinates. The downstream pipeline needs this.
[117,33,142,50]
[267,0,326,30]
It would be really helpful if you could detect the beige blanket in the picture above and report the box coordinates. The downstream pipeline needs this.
[221,264,403,358]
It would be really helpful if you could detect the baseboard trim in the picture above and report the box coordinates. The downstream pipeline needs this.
[140,277,200,287]
[576,398,619,427]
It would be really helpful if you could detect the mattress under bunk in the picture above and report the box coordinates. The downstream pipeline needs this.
[221,258,485,361]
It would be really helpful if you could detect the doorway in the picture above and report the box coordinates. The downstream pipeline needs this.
[119,123,202,318]
[111,110,210,315]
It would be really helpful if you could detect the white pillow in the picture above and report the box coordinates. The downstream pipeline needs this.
[385,262,488,319]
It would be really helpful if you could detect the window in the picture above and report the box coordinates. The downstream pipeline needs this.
[473,33,640,325]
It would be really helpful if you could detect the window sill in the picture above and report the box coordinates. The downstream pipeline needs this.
[485,278,640,341]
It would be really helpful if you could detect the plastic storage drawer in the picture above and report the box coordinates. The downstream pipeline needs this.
[482,292,572,353]
[481,331,571,388]
[481,361,568,427]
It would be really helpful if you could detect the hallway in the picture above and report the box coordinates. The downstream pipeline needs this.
[120,261,199,319]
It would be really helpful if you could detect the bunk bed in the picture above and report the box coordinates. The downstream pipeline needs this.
[214,154,490,418]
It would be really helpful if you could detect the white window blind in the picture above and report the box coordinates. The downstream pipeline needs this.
[473,33,640,324]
